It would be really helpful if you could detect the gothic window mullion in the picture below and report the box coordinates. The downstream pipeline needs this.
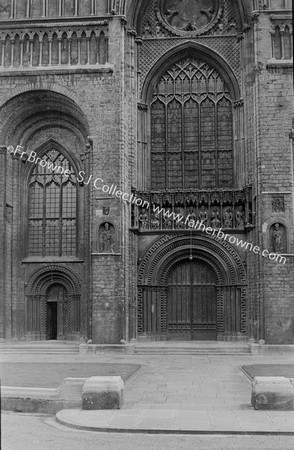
[214,101,218,187]
[199,100,203,188]
[42,174,47,256]
[181,101,185,189]
[165,101,168,190]
[59,180,63,257]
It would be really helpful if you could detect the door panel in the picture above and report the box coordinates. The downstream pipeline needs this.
[167,260,217,340]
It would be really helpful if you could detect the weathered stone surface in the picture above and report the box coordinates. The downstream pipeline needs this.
[82,376,124,410]
[251,377,294,411]
[58,378,86,407]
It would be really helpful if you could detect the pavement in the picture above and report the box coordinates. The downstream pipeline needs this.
[1,347,294,434]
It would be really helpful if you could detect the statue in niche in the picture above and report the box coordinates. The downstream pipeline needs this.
[235,206,245,229]
[163,215,173,229]
[99,222,115,253]
[175,207,185,228]
[187,207,197,223]
[223,207,233,228]
[151,211,160,229]
[211,207,220,229]
[139,210,149,230]
[271,223,286,253]
[199,205,208,223]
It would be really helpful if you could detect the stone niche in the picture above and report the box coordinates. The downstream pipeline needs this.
[98,222,116,253]
[269,222,287,254]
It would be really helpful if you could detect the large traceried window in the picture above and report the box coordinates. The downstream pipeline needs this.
[28,149,77,256]
[151,57,234,190]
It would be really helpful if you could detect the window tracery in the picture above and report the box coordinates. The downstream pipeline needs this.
[28,149,77,256]
[151,57,234,190]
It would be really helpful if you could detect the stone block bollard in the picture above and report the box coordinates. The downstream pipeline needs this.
[82,376,124,410]
[251,376,294,411]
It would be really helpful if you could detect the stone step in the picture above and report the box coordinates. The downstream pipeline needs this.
[134,345,251,355]
[0,343,79,354]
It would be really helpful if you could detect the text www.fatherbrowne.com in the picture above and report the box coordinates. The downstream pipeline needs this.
[153,205,286,265]
[9,144,285,265]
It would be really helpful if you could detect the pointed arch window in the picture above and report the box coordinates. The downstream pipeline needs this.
[28,149,77,256]
[273,26,282,59]
[151,57,234,190]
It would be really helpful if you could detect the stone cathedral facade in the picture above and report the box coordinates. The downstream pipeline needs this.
[0,0,293,344]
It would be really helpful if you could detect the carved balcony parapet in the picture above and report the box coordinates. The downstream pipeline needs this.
[131,187,254,232]
[252,0,292,12]
[0,21,109,71]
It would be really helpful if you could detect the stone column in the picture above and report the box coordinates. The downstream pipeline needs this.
[0,146,7,338]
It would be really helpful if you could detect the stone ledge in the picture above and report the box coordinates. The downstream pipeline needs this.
[79,343,135,354]
[2,377,85,413]
[0,65,114,77]
[250,344,294,355]
[2,375,125,413]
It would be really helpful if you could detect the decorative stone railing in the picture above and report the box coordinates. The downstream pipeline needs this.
[0,0,126,21]
[131,187,253,232]
[0,21,109,70]
[252,0,292,11]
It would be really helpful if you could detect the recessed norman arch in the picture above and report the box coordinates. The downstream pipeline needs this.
[137,235,247,340]
[25,265,81,340]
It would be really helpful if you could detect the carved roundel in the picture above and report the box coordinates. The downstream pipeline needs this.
[157,0,223,36]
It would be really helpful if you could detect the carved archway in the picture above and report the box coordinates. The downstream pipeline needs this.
[138,234,247,340]
[25,266,81,340]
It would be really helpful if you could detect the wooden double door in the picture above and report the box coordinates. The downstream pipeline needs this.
[167,260,217,340]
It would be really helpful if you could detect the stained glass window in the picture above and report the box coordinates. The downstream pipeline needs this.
[28,149,77,256]
[151,57,234,189]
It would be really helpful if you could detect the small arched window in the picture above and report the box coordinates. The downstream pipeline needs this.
[273,26,282,59]
[283,26,292,60]
[28,149,77,257]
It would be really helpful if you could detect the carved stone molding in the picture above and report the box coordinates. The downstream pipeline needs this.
[26,265,81,296]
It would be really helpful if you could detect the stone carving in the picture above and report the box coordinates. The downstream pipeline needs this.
[134,188,253,232]
[139,210,149,230]
[175,207,185,228]
[163,215,173,229]
[187,207,197,223]
[99,222,115,253]
[223,207,233,228]
[235,206,245,229]
[211,207,221,228]
[271,223,286,253]
[272,196,285,213]
[151,212,160,229]
[160,0,219,33]
[199,205,208,223]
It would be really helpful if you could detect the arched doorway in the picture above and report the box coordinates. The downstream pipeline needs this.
[167,259,217,340]
[46,284,67,340]
[25,266,81,341]
[137,235,247,341]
